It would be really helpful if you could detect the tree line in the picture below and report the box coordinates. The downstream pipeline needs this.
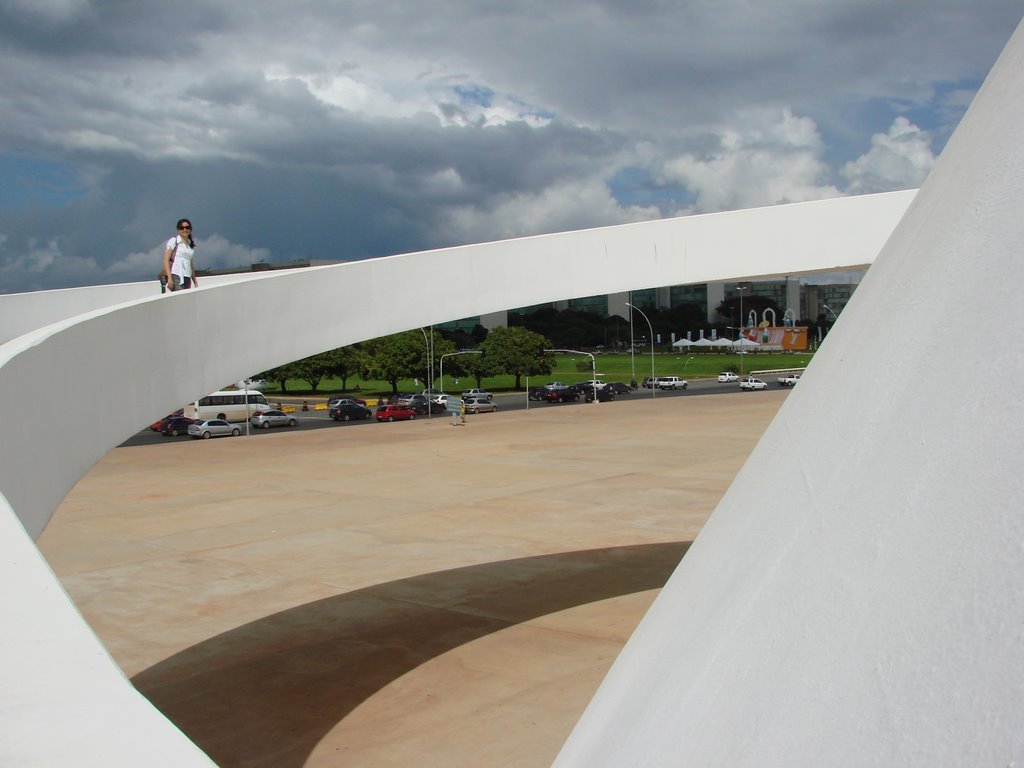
[254,325,555,394]
[255,301,824,393]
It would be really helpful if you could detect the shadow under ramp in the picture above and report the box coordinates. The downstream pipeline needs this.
[132,541,690,767]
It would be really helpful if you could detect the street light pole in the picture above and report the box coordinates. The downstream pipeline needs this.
[628,291,636,387]
[544,349,598,404]
[419,327,435,419]
[439,350,482,396]
[626,303,655,398]
[736,282,750,376]
[822,304,838,342]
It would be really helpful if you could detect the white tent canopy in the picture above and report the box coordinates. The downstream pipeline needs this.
[671,338,694,347]
[733,337,761,347]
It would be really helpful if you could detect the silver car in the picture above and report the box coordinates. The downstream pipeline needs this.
[463,397,497,414]
[249,409,297,429]
[188,419,241,439]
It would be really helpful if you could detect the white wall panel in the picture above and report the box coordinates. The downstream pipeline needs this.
[555,18,1024,768]
[0,160,921,763]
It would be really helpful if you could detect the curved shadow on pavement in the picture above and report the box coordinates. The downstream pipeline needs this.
[132,541,690,767]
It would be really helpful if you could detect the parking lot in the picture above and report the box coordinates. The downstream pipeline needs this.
[125,377,786,447]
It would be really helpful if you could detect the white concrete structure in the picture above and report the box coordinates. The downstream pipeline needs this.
[0,196,910,768]
[2,17,1021,764]
[0,189,912,542]
[555,19,1024,768]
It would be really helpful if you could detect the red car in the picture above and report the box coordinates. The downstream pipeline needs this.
[376,404,416,422]
[160,416,197,436]
[150,409,184,430]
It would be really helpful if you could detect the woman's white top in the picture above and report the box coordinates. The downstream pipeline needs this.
[167,235,195,279]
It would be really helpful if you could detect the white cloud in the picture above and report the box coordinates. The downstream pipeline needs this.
[0,230,272,293]
[841,117,936,194]
[197,234,272,271]
[0,1,1017,292]
[657,109,841,213]
[443,178,660,244]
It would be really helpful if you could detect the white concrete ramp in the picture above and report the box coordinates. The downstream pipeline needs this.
[555,18,1024,768]
[5,16,1023,765]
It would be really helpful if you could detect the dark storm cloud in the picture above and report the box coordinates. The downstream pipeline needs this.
[0,0,1020,292]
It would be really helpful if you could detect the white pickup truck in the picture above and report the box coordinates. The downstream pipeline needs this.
[655,376,688,390]
[777,374,801,387]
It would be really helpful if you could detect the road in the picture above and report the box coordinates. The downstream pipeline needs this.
[122,377,790,447]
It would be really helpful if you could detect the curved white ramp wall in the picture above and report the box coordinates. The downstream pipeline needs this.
[1,190,912,542]
[555,19,1024,768]
[0,191,911,767]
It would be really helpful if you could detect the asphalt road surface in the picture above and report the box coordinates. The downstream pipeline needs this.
[122,377,792,448]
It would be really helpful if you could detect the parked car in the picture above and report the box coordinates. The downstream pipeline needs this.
[543,382,568,390]
[160,416,196,437]
[777,374,801,387]
[376,404,417,422]
[464,397,497,413]
[250,409,297,429]
[461,388,493,400]
[150,409,184,430]
[581,379,607,390]
[718,372,740,383]
[407,398,447,415]
[391,393,420,405]
[585,387,615,403]
[641,377,657,388]
[528,387,548,401]
[327,395,367,407]
[188,419,240,439]
[330,402,373,421]
[604,382,631,395]
[655,376,688,390]
[434,393,461,409]
[739,377,769,391]
[543,387,579,403]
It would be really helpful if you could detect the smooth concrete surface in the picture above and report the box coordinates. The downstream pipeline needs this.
[0,273,268,345]
[38,391,784,767]
[555,17,1024,768]
[0,191,913,765]
[1,191,914,545]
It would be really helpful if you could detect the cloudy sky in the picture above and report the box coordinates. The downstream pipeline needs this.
[0,1,1019,293]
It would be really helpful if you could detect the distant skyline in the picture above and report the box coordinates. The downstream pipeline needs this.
[0,2,1019,294]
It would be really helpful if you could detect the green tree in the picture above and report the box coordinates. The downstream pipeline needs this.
[359,332,425,393]
[418,331,457,389]
[291,353,331,392]
[460,348,502,388]
[255,363,298,393]
[321,346,365,391]
[480,326,554,389]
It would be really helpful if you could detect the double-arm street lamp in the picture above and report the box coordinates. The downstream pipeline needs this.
[439,350,482,395]
[625,302,656,398]
[545,349,598,404]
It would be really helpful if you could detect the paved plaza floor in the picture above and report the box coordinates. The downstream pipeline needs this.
[39,390,787,767]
